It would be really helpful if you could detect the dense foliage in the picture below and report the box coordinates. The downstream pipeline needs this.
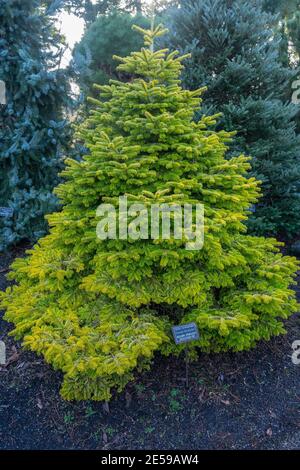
[0,0,71,251]
[1,25,297,401]
[165,0,300,238]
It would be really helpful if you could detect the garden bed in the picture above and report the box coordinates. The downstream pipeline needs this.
[0,244,299,450]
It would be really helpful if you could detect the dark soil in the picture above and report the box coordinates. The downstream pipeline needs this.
[0,244,299,450]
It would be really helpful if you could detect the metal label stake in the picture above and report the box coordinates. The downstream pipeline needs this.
[171,322,200,388]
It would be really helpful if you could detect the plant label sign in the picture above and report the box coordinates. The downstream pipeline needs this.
[172,322,200,345]
[0,207,13,217]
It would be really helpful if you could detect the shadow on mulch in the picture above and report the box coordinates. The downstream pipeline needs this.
[0,243,299,450]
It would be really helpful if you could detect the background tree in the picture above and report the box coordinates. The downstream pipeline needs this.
[287,8,300,61]
[45,0,178,24]
[45,0,144,25]
[45,0,120,24]
[0,0,71,251]
[72,12,149,96]
[165,0,300,239]
[263,0,300,65]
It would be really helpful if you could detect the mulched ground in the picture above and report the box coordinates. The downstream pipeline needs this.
[0,244,299,450]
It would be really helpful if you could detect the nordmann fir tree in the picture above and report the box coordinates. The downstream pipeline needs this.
[1,26,298,401]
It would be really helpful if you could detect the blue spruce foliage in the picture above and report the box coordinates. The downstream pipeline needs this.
[0,0,71,250]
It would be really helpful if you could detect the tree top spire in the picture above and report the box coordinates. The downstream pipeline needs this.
[132,23,168,50]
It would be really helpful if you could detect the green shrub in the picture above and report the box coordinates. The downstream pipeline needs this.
[1,25,298,401]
